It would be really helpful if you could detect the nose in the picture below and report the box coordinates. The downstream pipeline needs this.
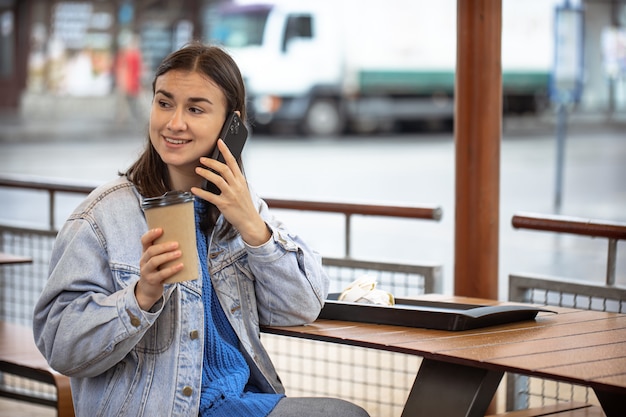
[166,108,187,131]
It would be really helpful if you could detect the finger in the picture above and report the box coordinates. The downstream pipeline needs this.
[191,185,217,204]
[144,256,183,283]
[198,154,221,171]
[217,139,243,175]
[141,228,163,250]
[141,245,182,282]
[196,163,225,183]
[140,232,179,268]
[142,240,179,265]
[194,166,227,199]
[136,254,183,310]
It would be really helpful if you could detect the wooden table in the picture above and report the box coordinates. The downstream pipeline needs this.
[263,296,625,417]
[0,252,32,265]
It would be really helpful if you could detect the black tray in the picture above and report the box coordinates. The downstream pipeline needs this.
[318,294,556,331]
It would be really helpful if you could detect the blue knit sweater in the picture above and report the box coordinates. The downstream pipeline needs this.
[196,203,283,416]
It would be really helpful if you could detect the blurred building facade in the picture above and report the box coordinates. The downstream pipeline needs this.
[1,0,214,110]
[0,0,624,118]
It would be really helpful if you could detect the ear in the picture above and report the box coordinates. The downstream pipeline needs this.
[234,110,241,117]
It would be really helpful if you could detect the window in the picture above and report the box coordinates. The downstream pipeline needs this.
[282,14,313,52]
[210,8,270,48]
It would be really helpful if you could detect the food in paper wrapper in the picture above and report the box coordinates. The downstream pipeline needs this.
[338,275,394,306]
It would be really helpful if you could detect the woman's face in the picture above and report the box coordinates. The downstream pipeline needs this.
[149,69,228,186]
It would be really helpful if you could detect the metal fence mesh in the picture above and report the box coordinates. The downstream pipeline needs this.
[322,258,437,296]
[0,227,56,326]
[520,286,625,313]
[506,273,626,411]
[261,335,421,417]
[0,227,58,408]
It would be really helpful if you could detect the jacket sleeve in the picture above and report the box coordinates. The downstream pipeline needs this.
[244,194,330,326]
[32,215,166,378]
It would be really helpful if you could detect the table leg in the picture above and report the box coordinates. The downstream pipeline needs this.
[593,388,624,417]
[401,359,503,417]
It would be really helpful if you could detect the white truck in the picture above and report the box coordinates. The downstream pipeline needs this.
[207,0,555,135]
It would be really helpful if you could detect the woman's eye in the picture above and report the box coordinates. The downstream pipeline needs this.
[158,100,171,108]
[189,107,203,114]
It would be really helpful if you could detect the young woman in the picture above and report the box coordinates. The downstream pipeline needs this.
[33,43,369,417]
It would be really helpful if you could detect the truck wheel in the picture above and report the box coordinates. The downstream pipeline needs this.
[302,99,344,136]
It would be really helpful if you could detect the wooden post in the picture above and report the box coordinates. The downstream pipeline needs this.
[454,0,502,300]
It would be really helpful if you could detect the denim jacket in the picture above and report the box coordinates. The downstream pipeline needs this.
[33,177,329,416]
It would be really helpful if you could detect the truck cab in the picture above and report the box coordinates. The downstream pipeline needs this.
[209,2,347,135]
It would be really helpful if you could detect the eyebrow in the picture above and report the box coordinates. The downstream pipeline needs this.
[155,89,214,105]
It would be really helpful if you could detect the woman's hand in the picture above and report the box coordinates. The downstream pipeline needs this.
[191,139,271,246]
[136,228,182,310]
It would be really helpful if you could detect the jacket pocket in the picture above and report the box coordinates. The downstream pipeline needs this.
[112,266,176,354]
[95,350,158,417]
[135,293,176,354]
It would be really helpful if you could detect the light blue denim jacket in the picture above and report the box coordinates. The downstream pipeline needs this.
[33,177,329,417]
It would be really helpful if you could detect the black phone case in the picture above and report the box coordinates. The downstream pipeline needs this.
[211,112,248,163]
[203,112,248,194]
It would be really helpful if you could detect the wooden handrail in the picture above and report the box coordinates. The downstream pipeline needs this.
[512,212,626,286]
[0,174,442,221]
[512,212,626,240]
[0,174,442,256]
[0,173,99,194]
[265,199,442,221]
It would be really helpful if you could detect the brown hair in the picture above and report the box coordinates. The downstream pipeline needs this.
[124,42,247,236]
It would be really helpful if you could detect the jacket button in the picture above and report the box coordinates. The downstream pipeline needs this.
[126,309,141,327]
[189,330,199,340]
[182,386,193,396]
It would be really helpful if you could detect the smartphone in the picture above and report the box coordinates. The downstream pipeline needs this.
[203,112,248,194]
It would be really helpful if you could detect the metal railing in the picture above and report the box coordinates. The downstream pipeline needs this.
[264,198,442,258]
[507,212,626,412]
[0,174,443,417]
[0,173,442,254]
[511,212,626,286]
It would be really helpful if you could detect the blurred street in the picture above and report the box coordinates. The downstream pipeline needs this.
[1,110,625,299]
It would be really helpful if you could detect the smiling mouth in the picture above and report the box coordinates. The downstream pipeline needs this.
[165,137,191,145]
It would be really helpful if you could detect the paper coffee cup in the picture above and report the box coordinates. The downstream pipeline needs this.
[142,191,199,283]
